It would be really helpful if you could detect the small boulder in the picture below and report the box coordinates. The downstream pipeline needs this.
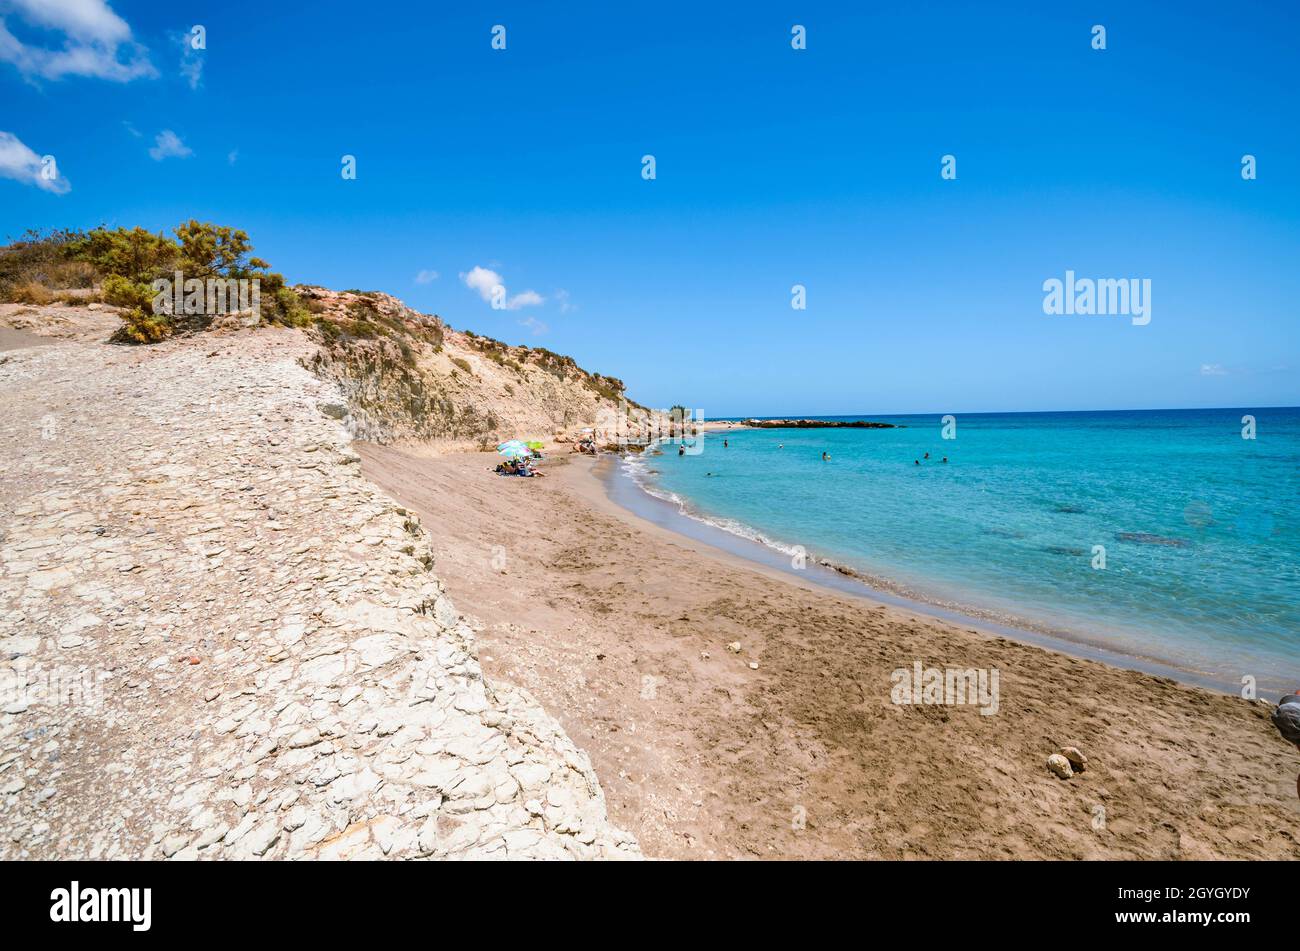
[726,641,742,654]
[1047,753,1073,780]
[1060,746,1087,772]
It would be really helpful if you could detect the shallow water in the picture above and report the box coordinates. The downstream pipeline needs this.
[623,408,1300,694]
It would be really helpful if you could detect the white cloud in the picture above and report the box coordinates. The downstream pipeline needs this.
[149,129,192,161]
[461,265,503,299]
[507,289,543,309]
[0,0,155,82]
[122,119,140,137]
[519,315,549,335]
[179,42,202,88]
[0,130,70,194]
[554,288,573,314]
[414,269,439,284]
[227,149,238,165]
[459,265,544,310]
[1200,364,1227,376]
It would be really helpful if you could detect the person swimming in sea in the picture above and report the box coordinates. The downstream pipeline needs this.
[914,459,920,465]
[724,439,728,448]
[924,452,930,459]
[821,451,830,461]
[941,456,948,463]
[678,445,684,456]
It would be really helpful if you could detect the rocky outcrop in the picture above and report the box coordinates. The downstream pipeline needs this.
[297,287,658,448]
[0,314,639,859]
[742,418,897,429]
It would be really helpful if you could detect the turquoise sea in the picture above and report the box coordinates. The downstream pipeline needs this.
[620,408,1300,693]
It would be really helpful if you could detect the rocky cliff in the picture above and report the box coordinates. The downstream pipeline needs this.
[297,286,659,448]
[0,303,641,859]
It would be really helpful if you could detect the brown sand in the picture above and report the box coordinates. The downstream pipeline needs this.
[0,326,52,352]
[358,445,1300,859]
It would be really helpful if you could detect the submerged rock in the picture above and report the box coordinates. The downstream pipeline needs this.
[1115,532,1190,548]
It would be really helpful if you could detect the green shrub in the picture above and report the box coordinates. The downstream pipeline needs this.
[111,309,173,344]
[71,226,177,283]
[103,274,172,344]
[101,274,154,311]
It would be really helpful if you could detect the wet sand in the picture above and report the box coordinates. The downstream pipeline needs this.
[358,445,1300,859]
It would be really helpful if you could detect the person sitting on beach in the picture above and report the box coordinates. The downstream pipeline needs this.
[1273,691,1300,799]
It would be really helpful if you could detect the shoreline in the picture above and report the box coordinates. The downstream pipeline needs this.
[357,444,1298,860]
[604,452,1256,696]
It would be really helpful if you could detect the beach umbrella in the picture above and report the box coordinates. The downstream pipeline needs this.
[496,440,530,457]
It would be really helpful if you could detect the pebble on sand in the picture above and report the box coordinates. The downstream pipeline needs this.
[1060,746,1087,772]
[1046,753,1074,780]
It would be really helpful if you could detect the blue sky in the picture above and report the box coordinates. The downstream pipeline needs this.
[2,0,1297,415]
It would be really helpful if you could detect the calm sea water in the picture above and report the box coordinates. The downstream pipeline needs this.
[623,408,1300,692]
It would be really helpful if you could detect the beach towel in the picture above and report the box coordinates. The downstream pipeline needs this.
[1274,695,1300,746]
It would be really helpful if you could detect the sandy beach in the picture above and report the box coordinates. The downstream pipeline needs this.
[358,445,1300,860]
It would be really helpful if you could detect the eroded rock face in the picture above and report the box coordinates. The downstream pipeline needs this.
[296,286,655,449]
[0,323,639,860]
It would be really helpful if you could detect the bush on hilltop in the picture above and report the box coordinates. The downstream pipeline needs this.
[0,221,310,343]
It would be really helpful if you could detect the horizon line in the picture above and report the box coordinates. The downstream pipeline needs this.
[701,404,1300,420]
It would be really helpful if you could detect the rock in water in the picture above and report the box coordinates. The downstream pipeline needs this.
[1047,754,1074,780]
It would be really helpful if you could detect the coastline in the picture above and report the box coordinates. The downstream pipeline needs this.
[608,451,1263,695]
[358,445,1299,859]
